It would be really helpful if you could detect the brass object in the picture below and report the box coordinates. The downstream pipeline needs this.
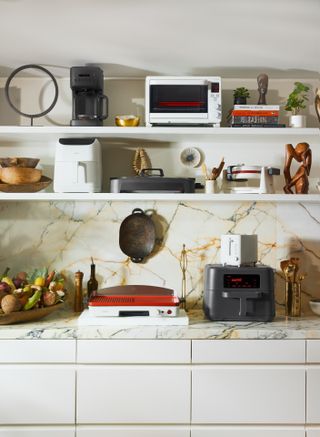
[285,281,301,317]
[283,142,312,194]
[115,115,140,127]
[179,244,188,311]
[280,257,306,317]
[74,270,84,312]
[132,148,152,175]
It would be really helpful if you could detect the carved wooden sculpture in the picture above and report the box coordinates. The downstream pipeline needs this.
[315,88,320,124]
[283,142,312,194]
[257,73,269,105]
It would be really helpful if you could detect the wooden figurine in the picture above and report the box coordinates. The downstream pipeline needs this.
[257,73,269,105]
[283,142,312,194]
[315,88,320,124]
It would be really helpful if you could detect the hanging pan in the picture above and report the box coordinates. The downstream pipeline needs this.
[119,208,156,263]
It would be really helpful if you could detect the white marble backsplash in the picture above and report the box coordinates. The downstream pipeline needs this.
[0,200,319,314]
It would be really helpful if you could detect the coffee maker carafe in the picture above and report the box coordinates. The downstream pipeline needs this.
[70,66,108,126]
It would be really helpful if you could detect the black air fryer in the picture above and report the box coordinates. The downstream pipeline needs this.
[203,264,275,322]
[70,66,108,126]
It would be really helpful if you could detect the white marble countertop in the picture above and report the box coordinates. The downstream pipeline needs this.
[1,307,320,340]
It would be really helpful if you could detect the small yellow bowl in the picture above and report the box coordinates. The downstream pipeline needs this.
[115,115,140,127]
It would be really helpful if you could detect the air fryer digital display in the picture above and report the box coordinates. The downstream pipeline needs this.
[224,274,260,289]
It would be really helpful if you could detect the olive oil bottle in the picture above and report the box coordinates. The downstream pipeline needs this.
[87,257,98,300]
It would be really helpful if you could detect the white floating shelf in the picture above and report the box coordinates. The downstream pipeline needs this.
[0,192,319,202]
[0,126,318,143]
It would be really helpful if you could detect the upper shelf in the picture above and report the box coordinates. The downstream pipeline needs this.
[0,126,319,143]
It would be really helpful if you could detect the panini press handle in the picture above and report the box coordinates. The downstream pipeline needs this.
[222,291,263,317]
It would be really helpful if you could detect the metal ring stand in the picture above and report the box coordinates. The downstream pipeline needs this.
[5,64,59,126]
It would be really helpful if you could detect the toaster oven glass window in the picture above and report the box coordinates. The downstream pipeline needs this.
[150,85,208,113]
[224,274,260,289]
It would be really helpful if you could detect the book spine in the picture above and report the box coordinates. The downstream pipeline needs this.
[232,123,286,128]
[233,105,280,111]
[232,116,279,124]
[232,110,279,116]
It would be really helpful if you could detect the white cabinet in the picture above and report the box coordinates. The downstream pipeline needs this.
[77,426,190,436]
[0,366,75,425]
[0,427,75,437]
[307,368,320,423]
[191,427,305,436]
[77,365,191,424]
[192,366,305,424]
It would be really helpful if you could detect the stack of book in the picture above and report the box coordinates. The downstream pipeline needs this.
[230,104,285,128]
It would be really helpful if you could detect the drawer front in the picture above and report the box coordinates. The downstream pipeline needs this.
[192,340,305,363]
[307,368,320,423]
[77,366,191,424]
[0,366,75,424]
[307,430,320,437]
[0,427,75,436]
[0,340,76,363]
[77,426,190,436]
[191,427,305,436]
[77,340,191,363]
[307,341,320,363]
[192,366,305,424]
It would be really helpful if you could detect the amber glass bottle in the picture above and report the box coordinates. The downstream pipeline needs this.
[87,258,98,300]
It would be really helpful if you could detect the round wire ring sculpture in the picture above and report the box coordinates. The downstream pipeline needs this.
[5,64,59,126]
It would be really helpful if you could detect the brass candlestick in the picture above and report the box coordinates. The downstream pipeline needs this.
[179,244,188,311]
[281,258,306,317]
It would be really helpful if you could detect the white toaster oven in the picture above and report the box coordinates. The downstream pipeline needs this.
[145,76,221,127]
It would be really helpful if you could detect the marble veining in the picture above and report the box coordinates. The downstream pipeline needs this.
[0,200,319,318]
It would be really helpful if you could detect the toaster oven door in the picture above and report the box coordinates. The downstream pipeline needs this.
[149,84,208,114]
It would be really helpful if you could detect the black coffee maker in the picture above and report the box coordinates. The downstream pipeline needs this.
[70,66,108,126]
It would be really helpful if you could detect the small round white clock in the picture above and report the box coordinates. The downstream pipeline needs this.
[180,147,201,167]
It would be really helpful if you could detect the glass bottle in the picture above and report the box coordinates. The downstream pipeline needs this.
[87,258,98,301]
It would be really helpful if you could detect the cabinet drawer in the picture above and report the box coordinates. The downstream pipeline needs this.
[77,366,191,424]
[191,426,305,436]
[0,366,75,425]
[77,426,190,436]
[192,366,305,424]
[307,368,320,423]
[307,341,320,363]
[307,430,320,437]
[77,340,190,363]
[192,340,305,363]
[0,340,76,363]
[0,427,75,436]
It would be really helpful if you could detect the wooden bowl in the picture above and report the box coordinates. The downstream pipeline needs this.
[115,115,140,127]
[0,157,40,168]
[0,176,52,193]
[0,167,42,185]
[0,302,64,325]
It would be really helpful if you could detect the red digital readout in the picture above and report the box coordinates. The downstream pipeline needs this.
[231,278,243,282]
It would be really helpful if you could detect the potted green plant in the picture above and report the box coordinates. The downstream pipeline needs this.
[285,81,310,128]
[233,87,250,105]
